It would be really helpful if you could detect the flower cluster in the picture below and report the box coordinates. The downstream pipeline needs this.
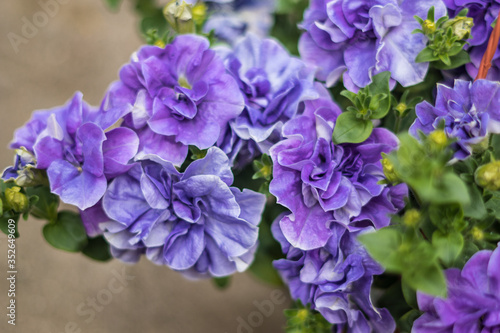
[86,147,266,278]
[445,0,500,80]
[269,83,407,329]
[9,92,139,210]
[272,220,396,332]
[410,79,500,160]
[298,0,447,90]
[414,246,500,332]
[217,33,318,167]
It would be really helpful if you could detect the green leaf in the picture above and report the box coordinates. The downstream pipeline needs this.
[249,250,283,286]
[433,50,471,70]
[25,185,59,222]
[332,112,373,144]
[432,230,464,266]
[486,191,500,219]
[463,183,487,220]
[0,213,20,238]
[104,0,123,10]
[403,263,446,297]
[339,90,358,104]
[367,72,391,118]
[417,173,470,205]
[213,276,231,289]
[401,281,419,309]
[398,310,422,333]
[82,236,112,262]
[358,228,403,271]
[415,48,440,63]
[43,211,88,252]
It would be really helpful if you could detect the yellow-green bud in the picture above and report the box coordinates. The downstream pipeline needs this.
[471,136,490,154]
[154,39,166,48]
[423,20,436,35]
[443,16,473,40]
[382,157,399,184]
[471,226,484,241]
[395,103,407,116]
[192,2,206,26]
[403,209,421,228]
[475,160,500,191]
[5,186,28,213]
[163,0,195,34]
[296,309,309,322]
[428,130,448,150]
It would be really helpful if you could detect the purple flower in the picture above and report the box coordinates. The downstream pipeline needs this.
[217,34,318,167]
[9,92,139,210]
[410,79,500,160]
[272,218,395,332]
[299,0,447,90]
[270,85,407,250]
[414,245,500,332]
[445,0,500,80]
[99,147,266,278]
[104,34,245,166]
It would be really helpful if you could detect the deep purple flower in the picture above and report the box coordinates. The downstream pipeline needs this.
[217,34,318,167]
[414,245,500,332]
[9,92,139,210]
[410,79,500,160]
[104,34,244,166]
[99,147,266,278]
[299,0,446,90]
[445,0,500,80]
[272,219,395,332]
[270,85,407,250]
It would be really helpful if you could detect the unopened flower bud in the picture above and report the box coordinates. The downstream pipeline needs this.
[192,2,206,26]
[163,0,195,34]
[475,161,500,191]
[5,186,28,213]
[423,20,436,35]
[471,226,484,241]
[428,130,448,150]
[403,209,421,228]
[395,103,407,116]
[382,157,399,184]
[443,16,473,40]
[471,136,490,154]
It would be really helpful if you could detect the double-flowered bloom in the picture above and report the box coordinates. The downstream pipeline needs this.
[299,0,447,90]
[89,147,266,278]
[104,34,244,166]
[217,34,318,167]
[410,79,500,160]
[270,83,407,330]
[414,245,500,332]
[10,92,139,210]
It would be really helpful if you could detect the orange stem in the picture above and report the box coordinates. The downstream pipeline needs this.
[475,11,500,80]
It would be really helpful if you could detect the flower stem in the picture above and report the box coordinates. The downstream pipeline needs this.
[475,12,500,80]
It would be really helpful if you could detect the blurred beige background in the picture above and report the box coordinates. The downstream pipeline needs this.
[0,1,289,332]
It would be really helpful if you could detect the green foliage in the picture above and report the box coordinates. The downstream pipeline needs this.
[385,133,470,205]
[414,7,472,69]
[359,228,447,297]
[332,72,391,144]
[82,236,112,262]
[213,276,231,289]
[104,0,124,10]
[284,303,333,333]
[43,211,88,252]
